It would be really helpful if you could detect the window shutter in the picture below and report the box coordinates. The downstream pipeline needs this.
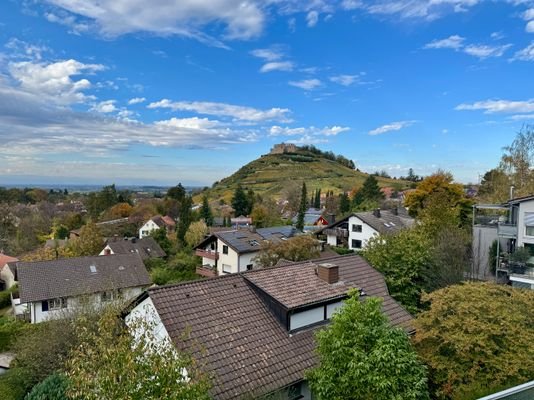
[42,300,49,312]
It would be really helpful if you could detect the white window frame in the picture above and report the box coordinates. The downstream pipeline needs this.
[222,264,232,274]
[49,297,67,310]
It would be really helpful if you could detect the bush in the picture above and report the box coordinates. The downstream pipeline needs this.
[0,290,12,309]
[25,373,69,400]
[0,368,30,400]
[331,246,354,255]
[0,317,29,352]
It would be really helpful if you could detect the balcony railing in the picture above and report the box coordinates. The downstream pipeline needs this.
[196,265,218,278]
[323,228,349,238]
[497,223,518,238]
[195,249,219,260]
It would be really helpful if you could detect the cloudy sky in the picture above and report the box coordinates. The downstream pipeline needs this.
[1,1,533,186]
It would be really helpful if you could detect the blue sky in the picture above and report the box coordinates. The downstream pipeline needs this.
[1,1,533,186]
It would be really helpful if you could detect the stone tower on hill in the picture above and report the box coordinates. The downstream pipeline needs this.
[270,143,298,154]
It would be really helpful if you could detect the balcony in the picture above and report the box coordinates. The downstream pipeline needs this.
[323,228,349,238]
[497,223,518,238]
[196,265,218,278]
[195,249,219,260]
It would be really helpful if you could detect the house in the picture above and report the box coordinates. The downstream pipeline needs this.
[124,254,414,400]
[100,237,166,260]
[292,208,329,232]
[316,208,414,250]
[139,215,176,238]
[194,226,297,276]
[230,215,252,228]
[473,194,534,289]
[0,253,18,291]
[14,253,151,323]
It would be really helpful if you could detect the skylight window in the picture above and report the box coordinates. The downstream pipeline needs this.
[249,240,260,246]
[89,265,97,274]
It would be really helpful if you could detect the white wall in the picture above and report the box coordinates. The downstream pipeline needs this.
[238,251,258,272]
[125,296,172,344]
[290,307,324,331]
[0,264,16,289]
[217,238,239,274]
[326,234,338,247]
[518,200,534,247]
[29,286,145,323]
[348,216,379,250]
[139,220,159,238]
[98,245,115,256]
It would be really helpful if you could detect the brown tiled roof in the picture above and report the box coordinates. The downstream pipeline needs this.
[161,215,176,227]
[17,253,151,303]
[105,237,166,259]
[0,254,18,268]
[143,254,413,400]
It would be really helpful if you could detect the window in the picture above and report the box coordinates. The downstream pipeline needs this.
[246,264,253,271]
[48,298,67,310]
[352,224,362,233]
[222,264,232,274]
[527,227,534,236]
[525,212,534,236]
[222,245,229,255]
[351,239,362,249]
[101,291,114,302]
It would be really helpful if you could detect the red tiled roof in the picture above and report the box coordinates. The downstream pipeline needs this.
[0,254,18,268]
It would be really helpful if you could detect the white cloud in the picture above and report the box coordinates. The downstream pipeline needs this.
[155,117,221,129]
[456,99,534,114]
[5,38,50,60]
[91,100,117,113]
[329,74,360,86]
[128,97,146,105]
[424,35,465,50]
[44,12,90,35]
[260,61,294,73]
[8,59,105,104]
[147,99,291,122]
[490,31,504,40]
[269,125,349,137]
[341,0,364,10]
[288,78,321,90]
[512,42,534,61]
[368,120,415,135]
[250,48,284,61]
[508,114,534,120]
[525,8,534,21]
[45,0,265,41]
[424,35,511,59]
[364,0,481,20]
[306,11,319,27]
[463,43,512,58]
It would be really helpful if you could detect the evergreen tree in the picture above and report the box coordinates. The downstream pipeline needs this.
[231,185,249,216]
[200,195,213,226]
[314,188,321,209]
[339,192,351,214]
[360,175,384,203]
[177,195,192,246]
[167,183,186,203]
[296,182,307,231]
[246,189,255,216]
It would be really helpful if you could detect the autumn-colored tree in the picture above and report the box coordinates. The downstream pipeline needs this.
[500,125,534,196]
[253,235,320,268]
[68,221,103,256]
[185,220,209,248]
[414,282,534,400]
[106,202,134,219]
[404,171,472,225]
[66,308,211,400]
[306,292,429,400]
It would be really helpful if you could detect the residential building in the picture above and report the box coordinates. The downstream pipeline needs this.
[194,226,297,276]
[14,253,151,323]
[316,208,414,251]
[0,253,18,291]
[473,195,534,289]
[292,207,329,232]
[139,215,176,238]
[124,254,413,400]
[100,236,166,260]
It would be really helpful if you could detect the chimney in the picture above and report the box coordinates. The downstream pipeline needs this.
[249,225,256,233]
[373,208,381,218]
[131,237,136,244]
[510,185,515,200]
[327,213,336,225]
[391,207,398,216]
[317,263,339,284]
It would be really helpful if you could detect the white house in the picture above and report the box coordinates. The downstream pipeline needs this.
[194,226,297,276]
[124,253,414,400]
[139,215,176,238]
[473,194,534,289]
[15,253,151,323]
[316,208,414,251]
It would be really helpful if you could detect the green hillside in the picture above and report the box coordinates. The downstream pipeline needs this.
[200,145,410,203]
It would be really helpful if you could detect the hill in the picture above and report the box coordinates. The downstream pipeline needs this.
[200,144,410,203]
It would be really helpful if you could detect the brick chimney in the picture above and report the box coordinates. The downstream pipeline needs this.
[373,208,381,218]
[317,263,339,284]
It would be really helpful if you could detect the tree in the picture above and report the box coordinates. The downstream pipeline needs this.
[231,184,249,217]
[306,292,429,400]
[296,182,307,231]
[363,229,432,313]
[177,196,193,246]
[414,283,534,400]
[86,184,119,219]
[106,202,134,219]
[338,192,351,215]
[199,195,213,226]
[500,125,534,196]
[359,175,384,204]
[253,236,320,268]
[150,228,173,256]
[185,221,208,248]
[314,188,321,209]
[68,221,103,256]
[66,308,211,400]
[477,168,511,203]
[404,171,472,224]
[167,183,186,203]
